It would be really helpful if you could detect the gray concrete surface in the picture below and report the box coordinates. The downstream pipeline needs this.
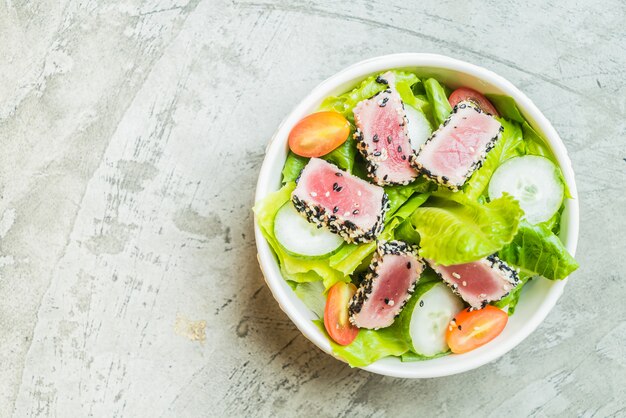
[0,0,624,416]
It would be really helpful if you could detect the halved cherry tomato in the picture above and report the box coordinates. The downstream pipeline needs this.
[288,111,351,158]
[324,282,359,346]
[446,305,508,354]
[448,87,500,116]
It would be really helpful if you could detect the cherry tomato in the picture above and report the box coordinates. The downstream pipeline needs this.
[288,111,351,158]
[446,305,508,354]
[448,87,500,116]
[324,282,359,346]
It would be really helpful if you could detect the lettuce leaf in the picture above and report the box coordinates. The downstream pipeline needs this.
[322,134,357,173]
[409,192,523,265]
[282,152,308,183]
[485,94,525,123]
[320,71,424,122]
[328,193,429,276]
[315,320,409,367]
[253,182,347,289]
[498,220,579,281]
[463,118,525,200]
[293,281,326,318]
[385,179,432,217]
[424,78,452,126]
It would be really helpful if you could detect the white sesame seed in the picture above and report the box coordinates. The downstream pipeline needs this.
[452,272,461,279]
[357,190,362,196]
[344,212,351,217]
[325,191,330,197]
[310,192,317,197]
[388,300,395,306]
[469,146,475,153]
[479,293,486,298]
[462,281,467,287]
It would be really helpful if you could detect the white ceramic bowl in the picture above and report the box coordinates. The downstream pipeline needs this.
[254,53,579,378]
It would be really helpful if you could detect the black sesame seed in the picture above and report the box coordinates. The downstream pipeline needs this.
[332,182,338,191]
[401,155,406,160]
[373,151,381,157]
[353,209,359,215]
[387,135,392,144]
[383,174,388,180]
[458,325,462,331]
[419,300,424,307]
[384,298,389,304]
[373,134,379,142]
[336,186,343,192]
[407,262,411,269]
[333,206,339,213]
[397,145,402,153]
[335,172,342,177]
[379,97,389,107]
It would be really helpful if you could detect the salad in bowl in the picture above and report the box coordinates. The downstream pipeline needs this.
[253,54,578,376]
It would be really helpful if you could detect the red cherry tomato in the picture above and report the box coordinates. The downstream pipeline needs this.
[324,282,359,346]
[446,305,508,354]
[448,87,500,116]
[288,111,351,158]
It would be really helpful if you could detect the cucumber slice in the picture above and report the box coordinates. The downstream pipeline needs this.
[405,105,432,151]
[403,282,464,357]
[274,202,344,258]
[488,155,564,224]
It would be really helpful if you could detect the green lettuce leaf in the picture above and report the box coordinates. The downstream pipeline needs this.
[293,281,326,318]
[385,179,432,217]
[463,118,525,200]
[498,220,579,281]
[410,192,523,265]
[322,134,357,173]
[320,71,424,122]
[253,182,347,289]
[282,152,308,183]
[485,94,525,123]
[315,320,409,367]
[424,78,452,126]
[328,193,429,276]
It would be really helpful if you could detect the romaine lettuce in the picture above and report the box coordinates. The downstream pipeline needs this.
[320,71,424,122]
[282,152,308,183]
[498,220,579,281]
[424,78,452,126]
[410,192,523,265]
[315,320,409,368]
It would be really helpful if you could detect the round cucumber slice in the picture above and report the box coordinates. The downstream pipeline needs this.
[406,282,464,357]
[488,155,564,224]
[405,105,432,151]
[274,202,344,258]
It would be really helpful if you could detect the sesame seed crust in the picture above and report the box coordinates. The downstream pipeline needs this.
[291,193,389,244]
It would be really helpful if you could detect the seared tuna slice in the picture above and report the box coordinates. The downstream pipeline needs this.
[410,101,503,190]
[291,158,389,244]
[353,72,418,185]
[427,255,519,309]
[349,241,425,329]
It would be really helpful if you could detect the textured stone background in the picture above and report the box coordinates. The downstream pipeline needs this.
[0,0,624,416]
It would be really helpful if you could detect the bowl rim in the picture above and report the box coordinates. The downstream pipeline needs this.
[254,53,579,378]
